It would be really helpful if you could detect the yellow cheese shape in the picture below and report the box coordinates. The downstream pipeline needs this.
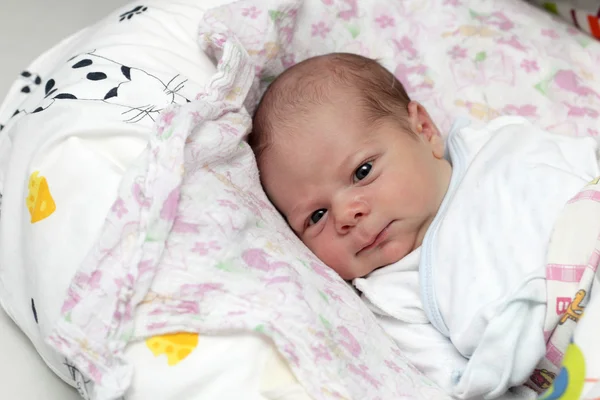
[26,171,56,223]
[146,332,199,366]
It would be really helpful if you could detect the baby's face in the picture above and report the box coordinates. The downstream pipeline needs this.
[259,95,451,280]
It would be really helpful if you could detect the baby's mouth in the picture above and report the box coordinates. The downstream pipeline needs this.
[357,221,393,254]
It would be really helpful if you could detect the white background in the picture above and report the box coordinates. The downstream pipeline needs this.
[0,1,128,398]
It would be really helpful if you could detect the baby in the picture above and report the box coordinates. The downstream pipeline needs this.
[250,53,599,399]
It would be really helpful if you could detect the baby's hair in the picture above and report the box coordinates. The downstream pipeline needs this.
[250,52,412,162]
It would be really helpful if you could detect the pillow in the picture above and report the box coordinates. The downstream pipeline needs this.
[0,0,291,393]
[123,332,312,400]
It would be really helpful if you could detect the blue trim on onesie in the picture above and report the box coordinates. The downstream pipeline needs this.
[419,118,470,338]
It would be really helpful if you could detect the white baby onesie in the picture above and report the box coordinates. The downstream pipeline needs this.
[353,248,472,395]
[357,116,599,399]
[354,249,536,400]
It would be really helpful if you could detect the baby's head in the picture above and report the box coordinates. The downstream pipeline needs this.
[251,53,451,280]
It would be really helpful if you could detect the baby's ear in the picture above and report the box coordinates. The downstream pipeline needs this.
[407,101,441,142]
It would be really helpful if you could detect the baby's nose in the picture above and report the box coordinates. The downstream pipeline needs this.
[334,198,369,233]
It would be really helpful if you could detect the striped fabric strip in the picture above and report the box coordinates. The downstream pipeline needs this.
[546,247,600,282]
[545,342,564,367]
[567,189,600,204]
[546,263,586,282]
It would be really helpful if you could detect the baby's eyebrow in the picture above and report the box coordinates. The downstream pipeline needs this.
[339,146,373,177]
[340,152,358,170]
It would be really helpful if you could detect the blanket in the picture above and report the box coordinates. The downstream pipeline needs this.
[41,0,600,399]
[533,177,600,399]
[46,1,447,399]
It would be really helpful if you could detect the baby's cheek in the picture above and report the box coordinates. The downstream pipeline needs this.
[311,238,349,276]
[380,238,412,265]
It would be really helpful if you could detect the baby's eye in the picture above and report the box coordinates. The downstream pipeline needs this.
[354,161,373,182]
[309,209,327,226]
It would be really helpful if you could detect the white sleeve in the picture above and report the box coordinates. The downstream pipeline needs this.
[373,309,538,400]
[372,311,470,395]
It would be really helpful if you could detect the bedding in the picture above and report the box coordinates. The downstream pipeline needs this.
[1,0,600,399]
[535,176,600,399]
[0,0,313,399]
[46,1,445,399]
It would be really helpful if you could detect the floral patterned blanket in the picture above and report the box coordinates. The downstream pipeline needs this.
[46,0,600,399]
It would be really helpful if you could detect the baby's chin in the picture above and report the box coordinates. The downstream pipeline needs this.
[342,261,395,281]
[367,241,413,273]
[325,241,414,280]
[349,246,413,280]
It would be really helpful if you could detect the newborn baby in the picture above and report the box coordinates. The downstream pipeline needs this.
[250,53,599,399]
[252,53,450,279]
